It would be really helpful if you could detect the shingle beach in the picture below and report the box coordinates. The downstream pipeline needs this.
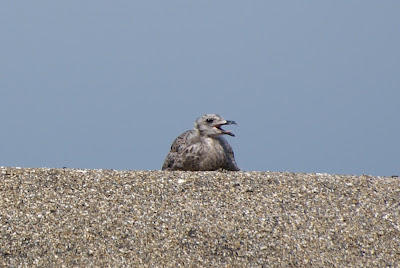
[1,167,399,267]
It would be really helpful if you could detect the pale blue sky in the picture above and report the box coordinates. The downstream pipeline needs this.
[1,1,399,176]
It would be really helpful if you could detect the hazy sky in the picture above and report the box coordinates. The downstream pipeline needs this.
[1,1,399,176]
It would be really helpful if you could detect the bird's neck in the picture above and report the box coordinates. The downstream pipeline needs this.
[192,129,224,141]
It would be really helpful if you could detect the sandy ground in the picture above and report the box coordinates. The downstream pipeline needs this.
[0,167,399,267]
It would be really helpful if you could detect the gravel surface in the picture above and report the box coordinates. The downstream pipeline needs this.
[0,167,399,267]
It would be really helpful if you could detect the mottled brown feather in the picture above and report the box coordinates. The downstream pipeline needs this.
[162,114,240,171]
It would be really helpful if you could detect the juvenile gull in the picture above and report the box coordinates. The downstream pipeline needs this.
[162,114,240,171]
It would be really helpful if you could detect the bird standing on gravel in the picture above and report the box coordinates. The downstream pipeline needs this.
[162,114,240,171]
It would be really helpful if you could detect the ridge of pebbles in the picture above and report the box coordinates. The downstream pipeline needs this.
[1,167,399,267]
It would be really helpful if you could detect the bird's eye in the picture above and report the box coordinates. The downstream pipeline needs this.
[206,118,214,123]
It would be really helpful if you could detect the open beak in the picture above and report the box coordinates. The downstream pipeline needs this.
[216,120,237,136]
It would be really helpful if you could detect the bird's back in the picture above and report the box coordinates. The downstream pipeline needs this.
[162,130,239,171]
[162,130,194,170]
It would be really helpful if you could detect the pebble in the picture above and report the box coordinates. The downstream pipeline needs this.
[0,167,399,266]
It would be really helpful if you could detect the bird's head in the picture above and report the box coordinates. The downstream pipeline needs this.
[195,114,237,137]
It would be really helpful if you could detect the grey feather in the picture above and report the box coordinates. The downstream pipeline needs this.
[162,114,240,171]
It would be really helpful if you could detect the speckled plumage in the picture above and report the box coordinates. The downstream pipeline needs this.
[162,114,240,171]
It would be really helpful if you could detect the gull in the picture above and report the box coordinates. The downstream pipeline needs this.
[162,114,240,171]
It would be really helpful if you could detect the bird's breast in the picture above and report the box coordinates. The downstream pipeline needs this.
[203,137,219,149]
[201,138,226,159]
